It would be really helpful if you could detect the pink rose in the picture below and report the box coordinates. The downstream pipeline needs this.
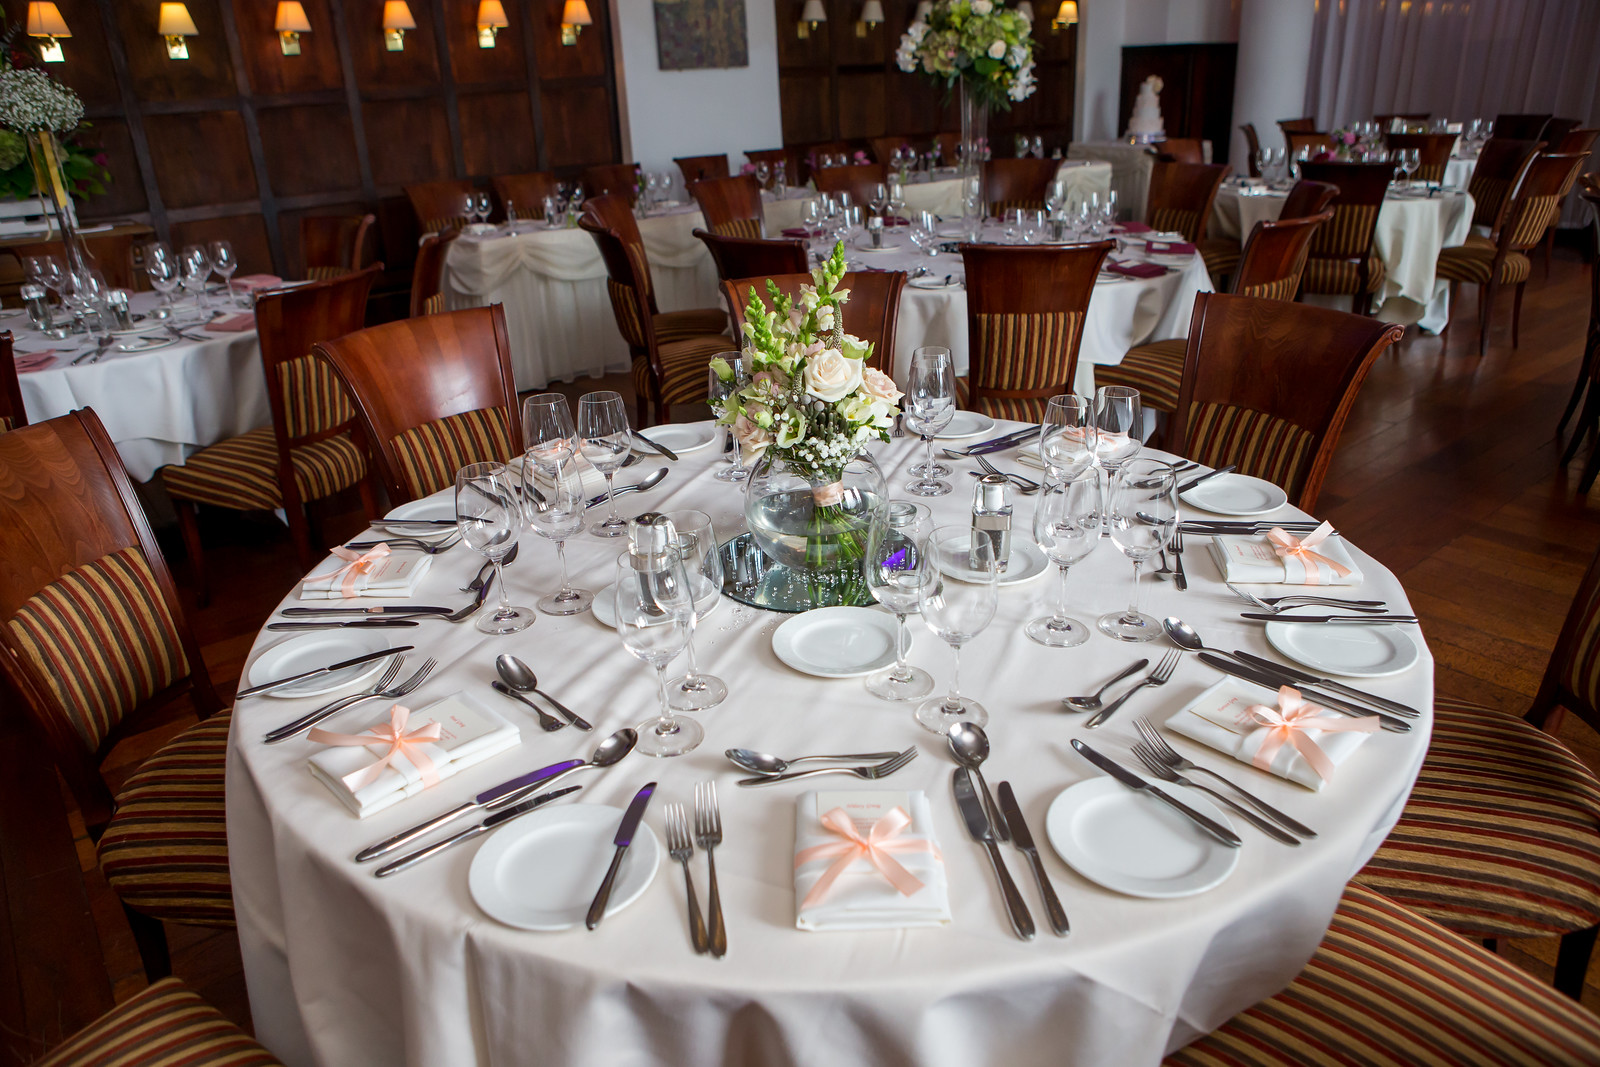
[861,367,903,405]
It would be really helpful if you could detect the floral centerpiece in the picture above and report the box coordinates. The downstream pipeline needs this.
[895,0,1037,109]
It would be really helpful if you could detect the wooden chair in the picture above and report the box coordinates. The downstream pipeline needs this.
[1167,292,1403,511]
[982,158,1061,214]
[688,174,766,239]
[36,976,282,1066]
[404,178,476,234]
[693,230,808,283]
[1277,117,1317,135]
[744,148,796,188]
[1192,179,1337,290]
[300,213,373,280]
[722,270,906,376]
[674,154,729,185]
[868,135,912,167]
[1374,112,1431,130]
[162,267,381,597]
[1539,131,1599,275]
[0,331,24,432]
[1147,160,1230,279]
[0,408,235,979]
[7,232,143,290]
[1383,132,1458,183]
[582,162,642,204]
[1296,161,1393,315]
[1438,152,1586,355]
[813,163,888,207]
[1285,131,1333,159]
[1557,175,1600,447]
[954,241,1114,420]
[1467,138,1545,233]
[1279,178,1341,219]
[1097,210,1332,417]
[490,171,560,220]
[1494,113,1553,140]
[1542,117,1582,142]
[1153,137,1205,164]
[410,229,459,318]
[313,306,522,504]
[1239,123,1262,176]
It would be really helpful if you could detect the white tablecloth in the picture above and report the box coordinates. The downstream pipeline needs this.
[1067,141,1212,223]
[228,432,1431,1067]
[14,292,268,480]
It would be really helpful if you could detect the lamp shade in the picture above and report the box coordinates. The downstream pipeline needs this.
[861,0,884,22]
[561,0,592,26]
[27,2,70,37]
[275,1,311,33]
[1054,0,1078,24]
[800,0,827,22]
[158,3,199,35]
[382,1,416,30]
[478,0,509,27]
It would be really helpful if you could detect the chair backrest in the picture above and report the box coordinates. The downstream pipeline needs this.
[744,148,796,188]
[1286,131,1333,159]
[490,172,559,220]
[694,230,808,283]
[409,229,460,318]
[404,179,476,234]
[583,162,642,204]
[1232,210,1332,300]
[1240,123,1262,176]
[1169,293,1404,512]
[1383,133,1458,182]
[722,270,907,376]
[1537,472,1600,733]
[0,409,221,827]
[1278,117,1317,135]
[1583,175,1600,330]
[300,213,374,280]
[581,194,658,318]
[1494,113,1553,140]
[1297,162,1393,260]
[9,233,142,290]
[803,141,853,181]
[983,158,1061,214]
[675,154,729,185]
[688,175,765,239]
[813,163,888,207]
[1155,137,1205,164]
[1553,128,1600,158]
[579,209,657,356]
[1496,152,1589,254]
[0,332,23,432]
[313,306,521,504]
[1541,117,1581,143]
[1280,179,1340,219]
[1145,161,1227,241]
[956,241,1114,421]
[1469,138,1545,232]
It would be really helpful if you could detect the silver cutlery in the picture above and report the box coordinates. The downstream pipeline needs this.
[725,748,902,775]
[458,543,517,593]
[972,452,1040,493]
[586,467,668,509]
[1172,526,1188,591]
[1130,743,1300,845]
[734,747,917,786]
[1238,612,1418,625]
[1176,464,1236,494]
[1154,549,1173,580]
[632,430,678,461]
[1181,521,1325,534]
[344,533,462,554]
[997,781,1068,937]
[1063,658,1148,711]
[443,571,497,623]
[263,656,437,743]
[70,335,113,365]
[1228,651,1420,718]
[266,618,422,631]
[281,605,454,616]
[1196,652,1411,733]
[1133,717,1317,837]
[953,426,1042,455]
[237,645,410,698]
[491,679,566,732]
[1250,590,1388,608]
[1225,583,1387,614]
[497,655,591,730]
[373,785,582,877]
[953,768,1034,940]
[1071,739,1242,848]
[587,781,657,929]
[694,781,727,958]
[665,803,709,954]
[370,518,456,528]
[1085,650,1181,729]
[947,723,1007,841]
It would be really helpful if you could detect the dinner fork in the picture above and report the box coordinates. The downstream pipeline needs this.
[1130,743,1301,844]
[344,533,462,554]
[263,657,439,743]
[972,452,1040,493]
[694,782,727,958]
[734,746,918,786]
[1085,651,1180,729]
[1133,717,1317,838]
[665,803,708,954]
[1225,583,1387,613]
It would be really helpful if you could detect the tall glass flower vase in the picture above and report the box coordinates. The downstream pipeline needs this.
[958,81,990,239]
[26,131,87,276]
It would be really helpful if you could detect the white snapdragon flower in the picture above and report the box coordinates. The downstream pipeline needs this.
[816,304,836,331]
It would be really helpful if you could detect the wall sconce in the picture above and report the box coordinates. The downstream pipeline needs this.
[477,1,508,47]
[559,0,591,45]
[798,0,826,39]
[1051,0,1077,31]
[26,3,70,63]
[158,3,198,60]
[275,2,310,55]
[856,0,882,37]
[382,1,415,51]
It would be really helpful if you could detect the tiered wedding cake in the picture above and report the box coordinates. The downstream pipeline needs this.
[1127,75,1165,144]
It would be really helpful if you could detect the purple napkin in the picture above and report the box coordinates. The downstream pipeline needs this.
[1113,222,1153,235]
[1105,260,1168,279]
[1144,240,1196,256]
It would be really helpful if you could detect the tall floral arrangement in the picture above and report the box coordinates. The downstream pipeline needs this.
[895,0,1036,109]
[0,22,108,203]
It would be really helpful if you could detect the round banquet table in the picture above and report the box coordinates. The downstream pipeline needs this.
[227,428,1432,1067]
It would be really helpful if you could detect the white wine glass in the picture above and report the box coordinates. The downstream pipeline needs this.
[1040,394,1096,483]
[614,551,703,757]
[863,501,935,701]
[904,346,955,495]
[578,390,632,537]
[521,392,577,471]
[1098,458,1177,642]
[207,240,237,306]
[525,458,593,616]
[1028,473,1101,647]
[456,462,534,634]
[707,353,750,482]
[663,510,727,711]
[914,524,998,733]
[179,244,211,314]
[1093,385,1142,524]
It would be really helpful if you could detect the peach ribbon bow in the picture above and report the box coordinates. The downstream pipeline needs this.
[322,544,390,598]
[794,807,933,911]
[1245,686,1379,782]
[1266,521,1350,586]
[308,704,442,792]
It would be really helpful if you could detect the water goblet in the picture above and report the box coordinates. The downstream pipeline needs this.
[475,191,492,225]
[863,501,935,701]
[578,390,633,537]
[456,462,535,634]
[1028,472,1102,647]
[524,457,594,616]
[708,353,751,482]
[914,524,999,733]
[143,244,180,321]
[1093,385,1142,475]
[1098,458,1178,642]
[521,391,577,475]
[756,161,770,189]
[904,346,955,495]
[1031,135,1044,159]
[208,240,237,306]
[1020,209,1043,244]
[1003,207,1023,243]
[663,510,728,711]
[1040,394,1096,482]
[869,183,889,219]
[179,244,211,314]
[18,283,51,333]
[613,551,703,757]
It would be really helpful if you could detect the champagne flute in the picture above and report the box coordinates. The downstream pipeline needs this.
[524,458,593,616]
[207,240,237,306]
[663,510,728,710]
[862,501,935,701]
[1028,472,1102,647]
[614,549,703,757]
[914,524,998,733]
[462,193,477,225]
[708,353,750,482]
[456,462,534,634]
[869,183,889,219]
[904,346,955,495]
[1040,394,1096,483]
[521,391,577,471]
[1098,458,1177,642]
[578,390,632,537]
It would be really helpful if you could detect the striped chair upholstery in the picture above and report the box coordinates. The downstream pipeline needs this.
[0,415,13,432]
[162,428,365,512]
[605,277,649,349]
[6,547,189,751]
[655,307,729,345]
[1197,238,1241,283]
[389,406,517,500]
[38,976,281,1067]
[712,217,764,240]
[1182,401,1317,498]
[1239,275,1302,302]
[1150,207,1203,242]
[1095,339,1186,414]
[306,265,355,281]
[1166,883,1600,1066]
[631,335,729,410]
[1436,233,1532,286]
[1303,203,1384,294]
[421,292,445,316]
[960,311,1085,422]
[1470,176,1514,231]
[1562,577,1600,712]
[1303,253,1386,295]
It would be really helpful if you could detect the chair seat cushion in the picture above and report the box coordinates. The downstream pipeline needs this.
[1357,699,1600,939]
[632,334,730,409]
[1198,238,1241,282]
[38,976,281,1067]
[1094,338,1187,414]
[654,307,728,346]
[1436,240,1531,286]
[162,427,366,512]
[1165,882,1600,1066]
[1301,253,1387,295]
[97,710,234,927]
[951,377,1053,422]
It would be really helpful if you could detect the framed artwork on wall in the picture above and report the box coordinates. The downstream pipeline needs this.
[654,0,749,70]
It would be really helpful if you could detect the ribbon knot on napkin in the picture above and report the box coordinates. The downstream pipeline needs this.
[794,807,933,910]
[325,544,390,598]
[1246,686,1379,783]
[309,704,442,792]
[1267,521,1350,585]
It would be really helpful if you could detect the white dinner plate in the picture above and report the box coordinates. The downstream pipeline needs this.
[850,235,905,254]
[246,631,393,699]
[112,335,178,354]
[936,535,1049,586]
[771,606,901,678]
[1045,777,1240,899]
[1264,620,1420,678]
[469,804,661,932]
[908,275,961,290]
[634,423,717,455]
[110,322,167,338]
[384,497,456,523]
[935,411,995,440]
[1179,474,1290,517]
[591,577,719,629]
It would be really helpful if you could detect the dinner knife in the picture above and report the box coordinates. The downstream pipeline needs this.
[236,646,411,698]
[632,430,679,461]
[280,605,454,616]
[1196,652,1411,733]
[996,781,1068,938]
[373,785,582,877]
[1070,740,1242,848]
[964,430,1043,456]
[1176,464,1237,494]
[355,758,586,862]
[1229,651,1421,718]
[953,768,1035,940]
[586,781,657,929]
[371,518,457,526]
[266,619,423,631]
[1238,613,1418,625]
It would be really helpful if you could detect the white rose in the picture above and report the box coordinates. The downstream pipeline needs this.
[803,349,864,403]
[971,0,992,13]
[733,415,772,460]
[860,367,904,405]
[987,39,1006,60]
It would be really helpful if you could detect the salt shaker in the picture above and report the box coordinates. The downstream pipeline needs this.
[970,473,1012,574]
[867,214,884,249]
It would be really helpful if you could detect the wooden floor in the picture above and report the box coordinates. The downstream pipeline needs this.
[8,249,1600,1060]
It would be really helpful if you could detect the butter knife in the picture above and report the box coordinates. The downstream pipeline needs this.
[373,785,582,877]
[586,782,656,929]
[1196,652,1411,733]
[996,781,1068,937]
[1070,740,1242,848]
[1229,651,1421,718]
[1176,464,1237,494]
[632,430,678,461]
[953,768,1034,940]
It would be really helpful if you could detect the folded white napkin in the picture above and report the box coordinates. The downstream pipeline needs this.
[1167,677,1377,791]
[1206,530,1364,586]
[308,692,520,818]
[523,453,608,499]
[300,550,432,600]
[794,789,950,932]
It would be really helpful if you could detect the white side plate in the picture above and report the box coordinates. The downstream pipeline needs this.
[246,631,393,699]
[772,606,901,678]
[1179,474,1290,517]
[635,423,717,455]
[384,496,457,523]
[935,411,996,440]
[1045,778,1240,898]
[936,535,1049,586]
[1264,620,1420,678]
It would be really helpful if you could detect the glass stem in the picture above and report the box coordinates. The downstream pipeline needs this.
[923,434,935,473]
[945,644,963,711]
[893,613,910,679]
[682,616,701,682]
[653,663,677,735]
[605,470,619,524]
[1126,559,1143,622]
[491,555,511,618]
[555,541,571,595]
[1056,562,1071,623]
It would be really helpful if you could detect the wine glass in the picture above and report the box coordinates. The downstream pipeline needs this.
[774,161,787,196]
[521,391,577,471]
[914,524,999,733]
[25,255,67,336]
[869,183,889,218]
[179,244,211,313]
[708,353,750,482]
[1028,472,1102,647]
[755,161,770,189]
[1003,207,1023,243]
[142,245,180,321]
[1015,134,1029,158]
[1098,458,1177,642]
[904,347,955,496]
[524,457,593,616]
[475,191,493,225]
[663,510,727,710]
[1093,385,1142,475]
[578,390,632,537]
[863,500,935,701]
[456,462,534,634]
[613,546,703,757]
[208,240,237,306]
[1031,135,1045,159]
[1040,394,1096,482]
[910,210,938,256]
[1020,209,1043,244]
[1401,148,1420,186]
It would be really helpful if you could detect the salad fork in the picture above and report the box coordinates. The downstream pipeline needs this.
[734,746,918,786]
[1085,651,1180,729]
[665,804,708,954]
[1130,743,1300,844]
[1133,717,1317,838]
[694,782,727,958]
[1225,583,1386,613]
[263,656,438,743]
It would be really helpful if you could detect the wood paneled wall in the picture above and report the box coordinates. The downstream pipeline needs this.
[1119,43,1237,167]
[4,0,622,277]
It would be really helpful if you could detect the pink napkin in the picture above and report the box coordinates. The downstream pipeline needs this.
[1113,222,1153,234]
[13,349,56,372]
[232,274,283,292]
[1145,240,1196,256]
[780,227,821,238]
[882,216,911,227]
[1106,260,1168,279]
[205,313,256,332]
